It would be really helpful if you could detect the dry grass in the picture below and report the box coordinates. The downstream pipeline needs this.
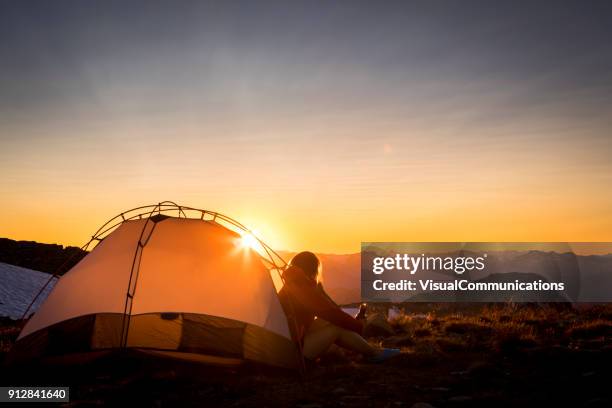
[383,303,612,355]
[567,320,612,339]
[2,303,610,360]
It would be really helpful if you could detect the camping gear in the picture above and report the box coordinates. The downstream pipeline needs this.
[10,202,300,369]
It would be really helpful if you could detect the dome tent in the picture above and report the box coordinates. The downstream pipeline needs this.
[11,202,300,369]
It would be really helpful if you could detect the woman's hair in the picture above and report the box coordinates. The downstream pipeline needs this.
[289,251,322,282]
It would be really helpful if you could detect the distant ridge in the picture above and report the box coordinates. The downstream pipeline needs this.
[0,238,87,275]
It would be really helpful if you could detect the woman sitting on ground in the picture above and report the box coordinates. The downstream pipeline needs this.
[278,251,400,363]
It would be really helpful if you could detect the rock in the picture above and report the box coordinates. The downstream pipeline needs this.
[467,361,499,377]
[411,403,436,408]
[364,313,395,337]
[582,398,610,408]
[448,396,472,402]
[341,395,369,402]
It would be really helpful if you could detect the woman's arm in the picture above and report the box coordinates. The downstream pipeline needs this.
[288,280,363,334]
[318,282,367,320]
[316,282,339,307]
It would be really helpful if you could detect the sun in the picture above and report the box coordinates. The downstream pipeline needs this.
[232,231,264,258]
[240,232,259,251]
[233,225,279,258]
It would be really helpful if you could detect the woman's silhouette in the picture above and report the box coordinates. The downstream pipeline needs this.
[279,251,400,362]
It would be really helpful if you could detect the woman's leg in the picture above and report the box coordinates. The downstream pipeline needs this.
[303,319,379,359]
[335,328,378,356]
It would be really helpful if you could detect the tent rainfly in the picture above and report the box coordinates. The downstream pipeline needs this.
[10,203,300,369]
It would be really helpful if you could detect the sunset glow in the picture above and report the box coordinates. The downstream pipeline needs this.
[1,2,611,254]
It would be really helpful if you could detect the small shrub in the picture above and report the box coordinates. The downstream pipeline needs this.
[495,329,539,354]
[383,335,415,348]
[567,322,612,340]
[414,328,431,338]
[498,315,512,323]
[445,322,493,337]
[436,338,468,353]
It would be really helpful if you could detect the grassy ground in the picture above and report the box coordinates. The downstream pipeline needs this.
[1,304,611,407]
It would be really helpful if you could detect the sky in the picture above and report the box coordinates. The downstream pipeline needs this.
[1,0,611,254]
